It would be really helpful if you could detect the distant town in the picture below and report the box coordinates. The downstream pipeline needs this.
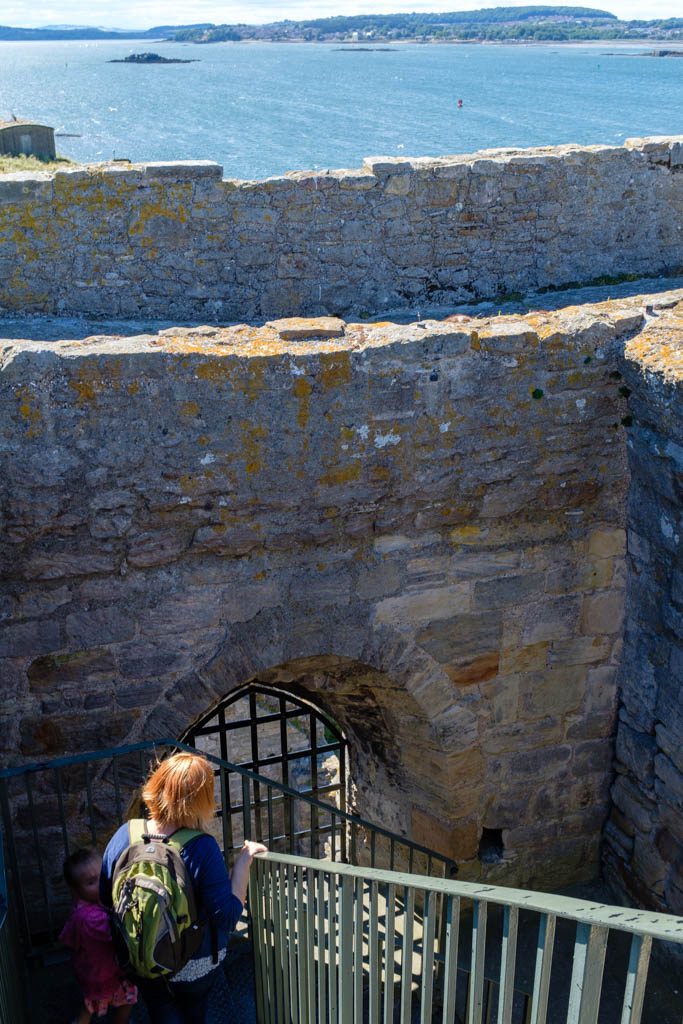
[1,5,682,43]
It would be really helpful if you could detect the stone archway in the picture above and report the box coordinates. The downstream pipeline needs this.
[139,609,482,864]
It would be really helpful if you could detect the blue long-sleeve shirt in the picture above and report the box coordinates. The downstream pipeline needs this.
[100,822,243,980]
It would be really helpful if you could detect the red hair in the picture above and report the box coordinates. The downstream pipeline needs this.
[142,752,215,830]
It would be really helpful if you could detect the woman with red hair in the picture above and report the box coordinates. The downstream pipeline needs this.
[101,752,266,1024]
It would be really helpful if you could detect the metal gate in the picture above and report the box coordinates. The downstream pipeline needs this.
[183,684,348,860]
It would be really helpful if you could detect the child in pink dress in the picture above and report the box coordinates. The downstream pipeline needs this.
[60,848,137,1024]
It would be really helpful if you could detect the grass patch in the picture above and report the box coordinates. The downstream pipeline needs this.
[0,154,74,175]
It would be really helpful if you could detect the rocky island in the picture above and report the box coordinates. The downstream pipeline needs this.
[109,52,198,63]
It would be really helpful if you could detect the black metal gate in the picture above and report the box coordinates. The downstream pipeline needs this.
[183,684,348,859]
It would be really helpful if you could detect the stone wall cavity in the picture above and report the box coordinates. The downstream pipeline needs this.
[0,137,682,321]
[1,304,635,888]
[603,303,683,917]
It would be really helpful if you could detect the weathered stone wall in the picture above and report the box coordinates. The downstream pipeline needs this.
[1,302,636,887]
[0,137,682,321]
[603,303,683,916]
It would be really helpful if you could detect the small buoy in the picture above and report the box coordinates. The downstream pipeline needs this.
[457,99,463,108]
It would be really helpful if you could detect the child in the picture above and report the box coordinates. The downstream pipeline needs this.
[60,847,138,1024]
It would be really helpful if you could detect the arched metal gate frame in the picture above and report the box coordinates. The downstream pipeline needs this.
[182,683,348,860]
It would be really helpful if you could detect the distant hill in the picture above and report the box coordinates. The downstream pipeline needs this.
[169,7,683,43]
[0,23,211,40]
[1,8,682,43]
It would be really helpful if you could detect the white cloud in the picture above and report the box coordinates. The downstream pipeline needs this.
[2,0,681,29]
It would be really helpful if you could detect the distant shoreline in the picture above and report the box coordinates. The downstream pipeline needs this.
[0,37,680,46]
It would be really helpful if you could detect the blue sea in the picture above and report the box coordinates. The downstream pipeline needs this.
[0,39,681,179]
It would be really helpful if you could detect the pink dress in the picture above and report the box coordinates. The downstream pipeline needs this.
[59,899,137,1014]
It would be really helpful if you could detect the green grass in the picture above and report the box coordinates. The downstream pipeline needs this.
[0,154,74,175]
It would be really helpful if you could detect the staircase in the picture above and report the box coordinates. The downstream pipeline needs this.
[1,741,682,1024]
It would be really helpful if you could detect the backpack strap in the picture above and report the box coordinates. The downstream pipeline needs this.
[127,819,147,844]
[126,820,203,850]
[166,828,203,852]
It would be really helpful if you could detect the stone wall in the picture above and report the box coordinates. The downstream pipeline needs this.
[0,137,682,321]
[603,303,683,917]
[0,301,637,888]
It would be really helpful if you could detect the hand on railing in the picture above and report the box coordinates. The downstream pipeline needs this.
[231,840,268,905]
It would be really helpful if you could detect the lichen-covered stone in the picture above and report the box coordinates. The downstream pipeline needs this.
[0,138,682,321]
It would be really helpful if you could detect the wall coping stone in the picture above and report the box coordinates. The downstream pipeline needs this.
[1,137,682,194]
[4,290,683,364]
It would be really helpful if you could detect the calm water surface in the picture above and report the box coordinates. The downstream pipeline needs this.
[0,40,681,179]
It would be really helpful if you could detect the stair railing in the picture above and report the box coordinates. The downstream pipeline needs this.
[0,738,455,956]
[250,851,683,1024]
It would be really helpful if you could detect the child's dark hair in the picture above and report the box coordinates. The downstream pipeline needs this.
[63,847,98,889]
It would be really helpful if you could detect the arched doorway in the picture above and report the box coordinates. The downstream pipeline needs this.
[182,681,349,858]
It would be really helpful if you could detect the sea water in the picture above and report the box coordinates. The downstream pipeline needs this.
[0,39,681,179]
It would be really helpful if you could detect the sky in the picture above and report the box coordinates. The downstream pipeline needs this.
[1,0,680,30]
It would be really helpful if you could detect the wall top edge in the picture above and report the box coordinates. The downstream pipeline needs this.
[1,136,682,191]
[3,293,677,370]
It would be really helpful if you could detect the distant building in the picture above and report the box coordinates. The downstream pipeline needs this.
[0,119,56,159]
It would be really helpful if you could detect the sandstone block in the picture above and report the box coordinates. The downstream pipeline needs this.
[28,648,117,690]
[66,606,136,648]
[19,709,137,756]
[265,316,345,340]
[520,596,580,645]
[548,636,611,666]
[0,619,61,658]
[519,666,586,719]
[127,530,190,568]
[374,583,470,627]
[410,807,479,861]
[588,528,625,558]
[473,573,545,611]
[139,594,221,637]
[579,590,624,635]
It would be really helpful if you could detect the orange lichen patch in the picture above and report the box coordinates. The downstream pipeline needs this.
[320,351,352,389]
[293,377,312,429]
[69,376,97,404]
[180,400,200,417]
[127,381,140,396]
[16,386,42,437]
[625,312,683,381]
[319,463,361,486]
[240,422,268,475]
[450,524,485,546]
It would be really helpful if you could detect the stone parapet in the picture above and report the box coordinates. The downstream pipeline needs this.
[0,138,682,321]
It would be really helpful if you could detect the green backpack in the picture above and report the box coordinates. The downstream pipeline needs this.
[111,819,205,979]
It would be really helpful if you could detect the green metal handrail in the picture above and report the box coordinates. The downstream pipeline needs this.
[250,851,683,1024]
[0,738,455,956]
